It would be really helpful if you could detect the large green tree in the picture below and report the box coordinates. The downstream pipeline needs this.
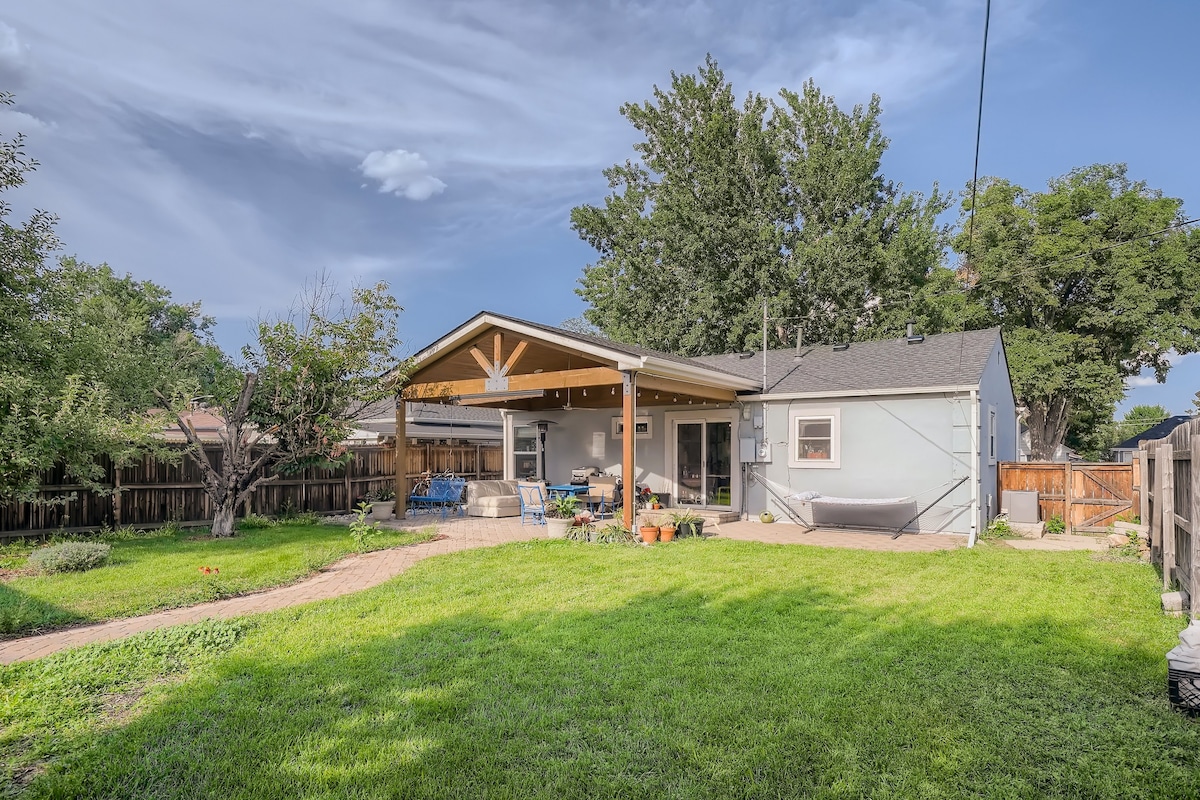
[572,57,947,356]
[947,165,1199,461]
[1,93,221,501]
[163,278,403,537]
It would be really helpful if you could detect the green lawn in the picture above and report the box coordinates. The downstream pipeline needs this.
[0,523,437,636]
[4,539,1198,799]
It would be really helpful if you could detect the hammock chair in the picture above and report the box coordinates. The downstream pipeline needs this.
[747,470,970,539]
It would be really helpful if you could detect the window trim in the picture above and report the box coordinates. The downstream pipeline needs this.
[788,407,841,469]
[987,405,997,466]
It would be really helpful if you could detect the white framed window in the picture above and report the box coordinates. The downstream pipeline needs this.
[988,405,997,465]
[788,408,840,469]
[611,415,652,439]
[512,424,539,480]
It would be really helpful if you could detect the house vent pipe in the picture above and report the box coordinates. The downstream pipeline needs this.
[906,320,915,338]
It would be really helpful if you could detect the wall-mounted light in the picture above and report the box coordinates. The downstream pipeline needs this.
[742,405,752,421]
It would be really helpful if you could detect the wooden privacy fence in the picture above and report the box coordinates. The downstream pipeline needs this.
[1,442,502,537]
[997,461,1141,533]
[1142,417,1200,612]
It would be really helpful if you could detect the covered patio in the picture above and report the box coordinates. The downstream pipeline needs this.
[392,312,760,529]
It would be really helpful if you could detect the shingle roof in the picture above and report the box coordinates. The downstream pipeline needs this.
[356,398,502,424]
[1112,415,1194,450]
[691,327,1003,394]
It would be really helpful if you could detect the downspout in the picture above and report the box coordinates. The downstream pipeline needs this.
[968,388,980,548]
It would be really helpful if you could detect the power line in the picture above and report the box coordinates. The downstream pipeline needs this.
[966,0,992,250]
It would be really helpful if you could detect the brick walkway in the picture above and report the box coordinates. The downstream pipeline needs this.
[1,516,967,666]
[0,516,539,666]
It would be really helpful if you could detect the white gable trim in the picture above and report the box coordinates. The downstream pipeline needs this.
[745,384,979,402]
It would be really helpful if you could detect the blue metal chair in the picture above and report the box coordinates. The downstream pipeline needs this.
[409,478,467,519]
[517,481,547,525]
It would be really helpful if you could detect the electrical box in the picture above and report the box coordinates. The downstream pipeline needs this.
[758,441,772,463]
[739,438,758,462]
[753,414,764,429]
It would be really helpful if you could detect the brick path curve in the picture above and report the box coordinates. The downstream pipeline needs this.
[0,517,540,666]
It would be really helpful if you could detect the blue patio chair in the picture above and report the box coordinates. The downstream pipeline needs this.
[517,481,547,525]
[584,479,617,519]
[409,477,466,520]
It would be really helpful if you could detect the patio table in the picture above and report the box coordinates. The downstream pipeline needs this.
[545,484,589,498]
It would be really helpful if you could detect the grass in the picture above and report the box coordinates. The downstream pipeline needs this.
[4,539,1199,798]
[0,522,438,637]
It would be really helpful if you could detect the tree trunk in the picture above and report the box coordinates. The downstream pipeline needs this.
[1026,397,1070,461]
[211,498,238,538]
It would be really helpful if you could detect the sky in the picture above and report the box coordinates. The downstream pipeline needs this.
[1,0,1197,418]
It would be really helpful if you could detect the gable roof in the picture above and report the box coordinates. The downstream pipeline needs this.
[692,327,1003,396]
[1111,415,1194,451]
[356,398,502,425]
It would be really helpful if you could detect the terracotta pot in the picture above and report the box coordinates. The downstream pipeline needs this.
[639,526,659,544]
[651,503,662,510]
[659,525,676,542]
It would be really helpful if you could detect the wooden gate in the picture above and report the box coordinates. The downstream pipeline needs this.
[998,462,1140,534]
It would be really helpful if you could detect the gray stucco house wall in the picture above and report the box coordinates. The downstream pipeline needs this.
[504,327,1015,539]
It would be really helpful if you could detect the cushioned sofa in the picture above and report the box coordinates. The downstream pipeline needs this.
[465,479,522,518]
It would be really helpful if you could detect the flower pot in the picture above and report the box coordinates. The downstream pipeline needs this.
[546,517,573,539]
[651,503,662,510]
[639,526,659,544]
[659,525,676,542]
[370,501,395,521]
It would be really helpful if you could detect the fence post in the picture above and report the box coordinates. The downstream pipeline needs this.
[1191,429,1200,619]
[1162,442,1175,592]
[112,462,122,528]
[1137,445,1149,527]
[1064,461,1074,533]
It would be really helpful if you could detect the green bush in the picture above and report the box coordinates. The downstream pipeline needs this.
[238,513,277,530]
[1045,515,1066,535]
[28,542,112,574]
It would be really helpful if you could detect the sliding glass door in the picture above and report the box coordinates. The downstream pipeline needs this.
[675,419,733,508]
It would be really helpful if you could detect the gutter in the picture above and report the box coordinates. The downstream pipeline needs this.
[744,384,980,402]
[968,388,980,548]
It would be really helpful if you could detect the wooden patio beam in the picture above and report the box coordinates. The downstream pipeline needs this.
[468,347,493,375]
[634,374,737,403]
[500,340,529,376]
[402,366,623,400]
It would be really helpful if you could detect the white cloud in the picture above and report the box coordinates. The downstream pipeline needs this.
[0,21,30,88]
[1125,352,1195,388]
[359,149,446,200]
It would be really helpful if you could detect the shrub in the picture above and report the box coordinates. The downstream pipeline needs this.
[1045,515,1066,535]
[983,517,1012,539]
[238,513,277,530]
[28,542,112,574]
[349,502,380,553]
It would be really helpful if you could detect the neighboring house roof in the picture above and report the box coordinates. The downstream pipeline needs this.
[355,398,503,441]
[158,409,227,443]
[691,327,1003,396]
[1111,415,1194,451]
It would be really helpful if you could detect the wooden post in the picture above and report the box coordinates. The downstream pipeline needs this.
[112,462,122,528]
[1064,461,1074,534]
[1162,442,1175,591]
[395,398,407,520]
[1191,429,1200,619]
[1137,445,1149,527]
[344,454,354,514]
[622,372,635,531]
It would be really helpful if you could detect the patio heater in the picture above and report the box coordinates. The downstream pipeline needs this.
[531,420,556,482]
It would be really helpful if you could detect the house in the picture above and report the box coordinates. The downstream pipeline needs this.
[355,399,502,444]
[394,311,1017,541]
[1110,415,1194,463]
[1017,425,1083,462]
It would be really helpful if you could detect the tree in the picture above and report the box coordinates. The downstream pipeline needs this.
[947,165,1199,461]
[572,57,947,356]
[163,278,402,537]
[1,92,221,501]
[1191,390,1200,416]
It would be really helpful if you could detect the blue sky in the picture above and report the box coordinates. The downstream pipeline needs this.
[1,0,1196,416]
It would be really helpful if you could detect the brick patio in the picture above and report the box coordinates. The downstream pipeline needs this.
[0,515,965,665]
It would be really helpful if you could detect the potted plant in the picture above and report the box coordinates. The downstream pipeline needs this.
[672,509,704,538]
[546,494,580,539]
[638,514,660,544]
[659,517,676,542]
[649,494,662,510]
[369,487,396,521]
